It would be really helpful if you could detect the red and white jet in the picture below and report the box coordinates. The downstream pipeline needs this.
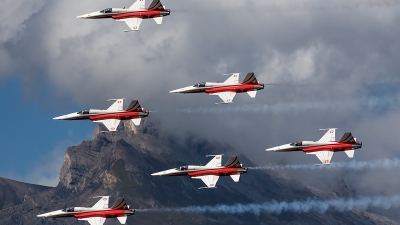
[53,99,148,132]
[76,0,170,32]
[37,196,135,225]
[266,128,363,165]
[170,72,264,104]
[151,155,248,189]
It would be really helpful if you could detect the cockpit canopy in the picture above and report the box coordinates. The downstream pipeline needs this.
[178,166,188,171]
[290,142,302,146]
[100,8,112,13]
[62,207,75,212]
[193,82,206,88]
[77,109,90,115]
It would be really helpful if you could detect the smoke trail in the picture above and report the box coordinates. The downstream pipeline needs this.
[152,96,399,114]
[249,158,400,171]
[136,195,400,215]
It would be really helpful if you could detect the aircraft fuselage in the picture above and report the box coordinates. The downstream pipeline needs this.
[170,82,264,94]
[267,141,362,153]
[151,165,248,177]
[77,8,170,20]
[37,208,135,219]
[53,110,149,121]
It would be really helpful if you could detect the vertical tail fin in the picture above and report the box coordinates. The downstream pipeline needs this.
[129,0,146,10]
[241,72,259,84]
[339,132,356,143]
[148,0,165,10]
[111,197,129,209]
[223,156,242,168]
[125,100,143,112]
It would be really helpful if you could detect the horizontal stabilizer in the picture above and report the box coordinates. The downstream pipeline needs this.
[117,216,127,224]
[247,90,257,98]
[153,17,163,24]
[131,118,141,126]
[345,150,355,158]
[230,174,240,182]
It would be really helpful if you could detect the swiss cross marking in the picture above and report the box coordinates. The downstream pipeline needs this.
[103,198,107,201]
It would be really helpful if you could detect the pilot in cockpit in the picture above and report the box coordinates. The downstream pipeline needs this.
[78,110,90,115]
[193,82,206,88]
[178,166,188,171]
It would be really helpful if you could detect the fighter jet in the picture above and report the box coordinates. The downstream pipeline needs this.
[151,155,248,189]
[53,99,148,132]
[170,72,264,104]
[76,0,170,32]
[266,128,362,165]
[37,196,134,225]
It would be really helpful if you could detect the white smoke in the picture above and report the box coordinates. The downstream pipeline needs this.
[136,195,400,215]
[249,158,400,170]
[153,96,399,114]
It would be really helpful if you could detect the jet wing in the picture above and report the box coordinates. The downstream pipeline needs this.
[79,217,106,225]
[306,150,334,164]
[124,18,143,31]
[94,119,121,131]
[193,175,219,189]
[205,155,222,167]
[210,91,236,104]
[107,99,123,111]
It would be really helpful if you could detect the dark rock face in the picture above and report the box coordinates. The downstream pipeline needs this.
[0,121,399,225]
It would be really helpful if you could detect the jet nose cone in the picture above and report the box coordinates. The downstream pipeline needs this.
[169,89,180,93]
[76,14,88,18]
[266,147,276,151]
[53,115,64,120]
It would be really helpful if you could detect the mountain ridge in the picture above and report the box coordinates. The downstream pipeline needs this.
[0,121,398,225]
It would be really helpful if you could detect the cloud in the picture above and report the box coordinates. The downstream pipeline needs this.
[1,0,400,210]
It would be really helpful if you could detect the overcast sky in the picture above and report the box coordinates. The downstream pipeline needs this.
[1,0,400,200]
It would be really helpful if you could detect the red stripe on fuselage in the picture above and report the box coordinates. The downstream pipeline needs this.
[188,168,242,177]
[205,84,258,94]
[112,10,164,20]
[89,111,145,121]
[302,143,356,153]
[74,210,128,219]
